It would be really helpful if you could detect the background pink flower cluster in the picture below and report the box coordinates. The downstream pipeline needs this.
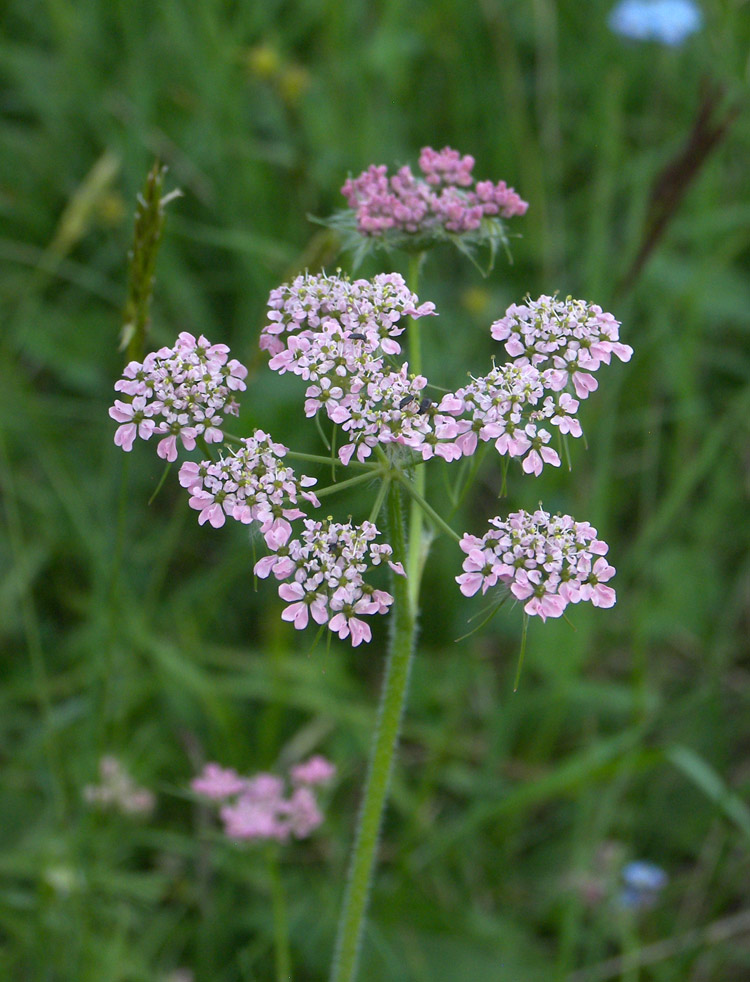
[341,145,528,236]
[191,756,335,843]
[457,508,617,621]
[84,755,155,816]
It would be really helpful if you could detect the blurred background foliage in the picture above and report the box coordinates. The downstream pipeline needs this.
[1,0,749,979]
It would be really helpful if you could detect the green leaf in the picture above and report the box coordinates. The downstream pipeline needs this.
[666,744,750,841]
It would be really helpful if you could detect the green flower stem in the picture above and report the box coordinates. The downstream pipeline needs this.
[330,485,415,982]
[406,252,424,377]
[396,473,461,543]
[147,461,172,505]
[448,441,491,519]
[406,483,426,611]
[406,251,426,615]
[268,849,292,982]
[368,476,391,525]
[196,434,216,461]
[284,449,376,470]
[315,410,332,452]
[330,252,443,981]
[315,470,381,499]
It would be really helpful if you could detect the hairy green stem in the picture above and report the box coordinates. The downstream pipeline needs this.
[405,251,426,614]
[368,476,391,525]
[330,486,416,982]
[449,441,491,518]
[329,252,440,981]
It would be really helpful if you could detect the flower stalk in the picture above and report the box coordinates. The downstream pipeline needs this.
[405,252,427,614]
[330,485,416,982]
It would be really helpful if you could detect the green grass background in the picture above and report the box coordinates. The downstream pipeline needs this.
[1,1,749,979]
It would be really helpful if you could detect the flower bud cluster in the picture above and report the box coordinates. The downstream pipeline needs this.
[255,518,404,646]
[341,145,528,237]
[177,430,319,541]
[457,508,616,621]
[109,332,247,461]
[191,755,335,843]
[261,270,434,357]
[491,295,633,400]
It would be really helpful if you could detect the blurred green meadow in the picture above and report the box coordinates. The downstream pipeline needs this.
[1,0,750,979]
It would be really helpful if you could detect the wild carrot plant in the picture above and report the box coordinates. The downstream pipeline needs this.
[110,148,632,982]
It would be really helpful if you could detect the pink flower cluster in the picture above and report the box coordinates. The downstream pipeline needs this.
[341,146,528,237]
[255,518,404,646]
[109,332,247,461]
[457,508,616,621]
[261,270,434,357]
[270,317,439,464]
[263,276,596,474]
[177,430,319,541]
[263,272,459,464]
[83,755,155,816]
[438,363,583,476]
[191,755,335,843]
[329,359,574,472]
[491,295,633,400]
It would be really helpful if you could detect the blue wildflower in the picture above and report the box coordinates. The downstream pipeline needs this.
[619,860,668,909]
[609,0,703,46]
